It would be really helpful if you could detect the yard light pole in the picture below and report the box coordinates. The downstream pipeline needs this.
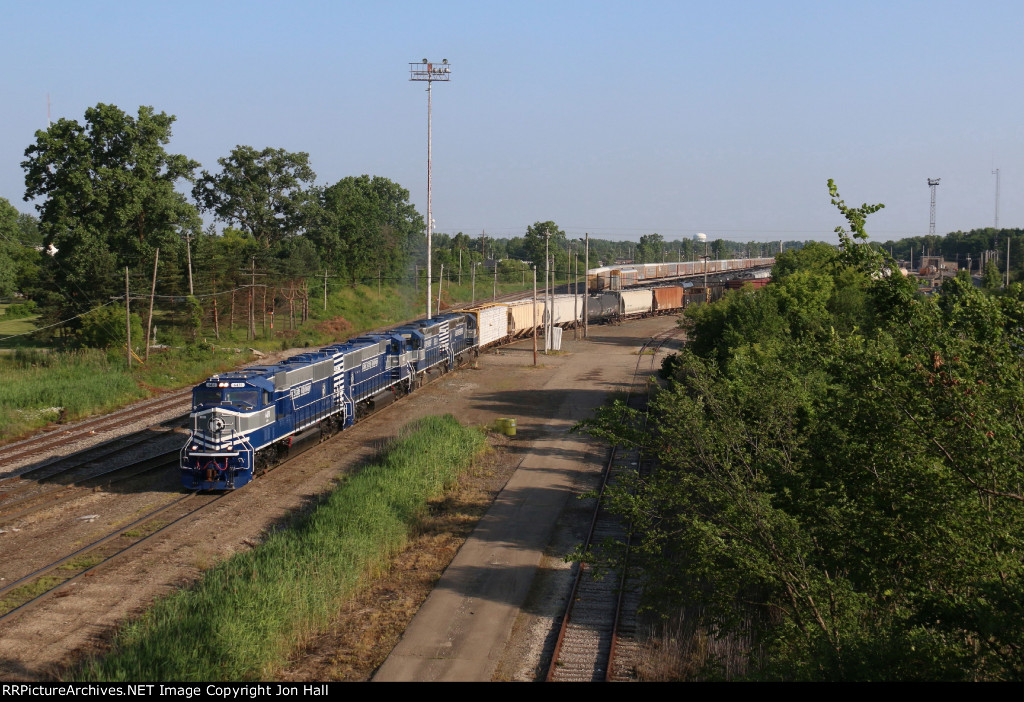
[409,58,451,320]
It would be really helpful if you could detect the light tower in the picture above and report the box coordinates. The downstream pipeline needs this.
[993,168,1000,229]
[409,58,451,319]
[928,178,941,237]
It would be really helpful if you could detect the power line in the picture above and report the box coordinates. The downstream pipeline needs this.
[0,299,118,342]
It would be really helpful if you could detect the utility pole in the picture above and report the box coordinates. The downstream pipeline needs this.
[438,263,444,313]
[185,233,194,295]
[249,257,256,340]
[696,233,708,301]
[702,255,710,302]
[532,266,538,366]
[409,58,451,320]
[145,248,159,361]
[928,178,941,237]
[125,267,131,369]
[584,233,589,339]
[573,241,578,340]
[471,262,478,305]
[544,228,551,353]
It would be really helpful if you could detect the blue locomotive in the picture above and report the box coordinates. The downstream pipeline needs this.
[180,313,475,490]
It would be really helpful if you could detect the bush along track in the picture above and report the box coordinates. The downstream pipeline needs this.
[77,414,488,682]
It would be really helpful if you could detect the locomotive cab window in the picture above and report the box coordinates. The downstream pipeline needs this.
[224,389,259,409]
[194,388,222,406]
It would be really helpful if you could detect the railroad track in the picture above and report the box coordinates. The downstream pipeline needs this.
[0,490,227,624]
[0,345,478,628]
[1,390,191,472]
[546,325,682,682]
[0,449,180,525]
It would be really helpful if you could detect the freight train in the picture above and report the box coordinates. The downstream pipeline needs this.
[181,262,772,490]
[587,257,774,292]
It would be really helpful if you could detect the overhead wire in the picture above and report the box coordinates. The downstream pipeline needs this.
[0,299,119,342]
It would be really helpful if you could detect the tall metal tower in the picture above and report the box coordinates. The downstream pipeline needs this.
[993,168,1000,229]
[409,59,451,319]
[928,178,941,237]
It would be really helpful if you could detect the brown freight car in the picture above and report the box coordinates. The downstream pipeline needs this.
[652,285,685,313]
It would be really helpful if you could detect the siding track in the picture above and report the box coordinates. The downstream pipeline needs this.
[547,326,682,682]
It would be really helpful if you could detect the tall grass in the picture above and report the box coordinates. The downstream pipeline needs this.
[78,415,488,682]
[0,347,250,442]
[0,349,144,438]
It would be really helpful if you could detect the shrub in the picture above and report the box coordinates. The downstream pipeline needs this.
[77,304,144,351]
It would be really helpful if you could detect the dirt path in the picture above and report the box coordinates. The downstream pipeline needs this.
[0,316,681,681]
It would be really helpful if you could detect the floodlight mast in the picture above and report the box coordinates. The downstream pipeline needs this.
[928,178,941,237]
[409,59,451,320]
[993,168,1000,229]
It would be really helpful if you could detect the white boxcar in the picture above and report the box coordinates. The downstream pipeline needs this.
[549,294,584,325]
[507,298,543,337]
[466,303,508,348]
[620,289,653,316]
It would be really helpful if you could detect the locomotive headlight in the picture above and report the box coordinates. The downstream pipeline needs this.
[208,417,225,432]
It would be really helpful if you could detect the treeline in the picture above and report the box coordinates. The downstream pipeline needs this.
[877,227,1024,276]
[0,108,581,345]
[2,102,816,349]
[1,104,432,345]
[584,183,1024,680]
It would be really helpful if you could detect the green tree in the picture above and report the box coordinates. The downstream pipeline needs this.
[77,303,143,351]
[636,232,665,263]
[21,104,200,315]
[193,146,316,249]
[309,175,423,284]
[983,260,1003,290]
[581,181,1024,680]
[0,198,26,297]
[521,221,567,276]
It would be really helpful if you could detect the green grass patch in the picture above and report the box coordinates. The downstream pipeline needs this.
[0,308,41,340]
[58,555,105,571]
[121,520,170,540]
[78,414,488,682]
[0,349,145,439]
[0,346,251,442]
[0,576,65,614]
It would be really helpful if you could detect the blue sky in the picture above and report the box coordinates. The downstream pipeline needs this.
[1,1,1020,244]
